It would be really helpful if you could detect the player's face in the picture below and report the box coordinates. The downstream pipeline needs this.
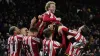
[33,32,38,37]
[48,24,54,31]
[15,27,20,34]
[21,28,28,36]
[49,4,56,13]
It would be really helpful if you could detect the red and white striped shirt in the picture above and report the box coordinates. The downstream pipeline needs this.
[42,11,60,23]
[8,35,23,56]
[65,31,87,56]
[13,35,23,56]
[27,36,40,56]
[8,36,14,56]
[23,36,28,48]
[38,11,61,39]
[43,38,61,56]
[22,36,28,56]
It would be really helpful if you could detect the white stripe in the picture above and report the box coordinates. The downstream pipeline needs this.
[50,13,53,18]
[14,36,18,56]
[79,36,83,42]
[28,36,34,56]
[54,41,60,49]
[68,30,72,32]
[8,37,10,44]
[11,36,13,56]
[69,43,72,55]
[73,48,77,55]
[75,33,80,40]
[77,50,80,56]
[10,36,13,56]
[49,40,53,56]
[54,41,60,47]
[25,37,27,44]
[68,30,77,34]
[32,37,40,43]
[43,39,46,56]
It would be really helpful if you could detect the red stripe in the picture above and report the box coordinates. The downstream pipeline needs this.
[44,39,47,53]
[76,48,80,55]
[38,24,45,38]
[76,34,81,41]
[65,42,72,54]
[62,34,66,48]
[52,41,56,56]
[71,46,74,56]
[48,40,51,55]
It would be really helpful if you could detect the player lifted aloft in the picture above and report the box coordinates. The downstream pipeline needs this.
[38,1,62,39]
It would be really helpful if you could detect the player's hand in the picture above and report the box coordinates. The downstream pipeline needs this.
[31,17,36,23]
[38,15,42,20]
[78,25,85,32]
[56,17,61,21]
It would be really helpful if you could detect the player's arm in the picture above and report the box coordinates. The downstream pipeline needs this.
[53,41,62,48]
[34,37,40,44]
[30,17,37,29]
[35,15,42,28]
[61,27,77,47]
[62,27,76,36]
[78,25,85,33]
[63,28,78,45]
[57,26,68,48]
[62,27,69,33]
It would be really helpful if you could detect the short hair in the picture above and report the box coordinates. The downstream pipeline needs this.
[29,27,38,33]
[45,1,56,11]
[9,26,16,35]
[43,28,52,38]
[81,25,91,36]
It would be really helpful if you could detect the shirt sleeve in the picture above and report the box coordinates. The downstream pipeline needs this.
[35,20,42,28]
[62,27,69,33]
[53,41,62,49]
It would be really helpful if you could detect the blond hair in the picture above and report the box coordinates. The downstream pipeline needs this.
[45,1,56,11]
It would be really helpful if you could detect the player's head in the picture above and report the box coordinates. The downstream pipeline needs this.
[80,25,91,36]
[9,26,20,35]
[45,1,56,13]
[48,23,62,31]
[43,28,52,38]
[48,23,54,31]
[21,27,28,36]
[28,28,38,37]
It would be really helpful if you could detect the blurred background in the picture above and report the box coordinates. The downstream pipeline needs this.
[0,0,100,56]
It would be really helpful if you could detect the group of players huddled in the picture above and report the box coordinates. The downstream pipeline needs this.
[8,1,91,56]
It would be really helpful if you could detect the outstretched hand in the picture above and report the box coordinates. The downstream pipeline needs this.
[31,17,37,24]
